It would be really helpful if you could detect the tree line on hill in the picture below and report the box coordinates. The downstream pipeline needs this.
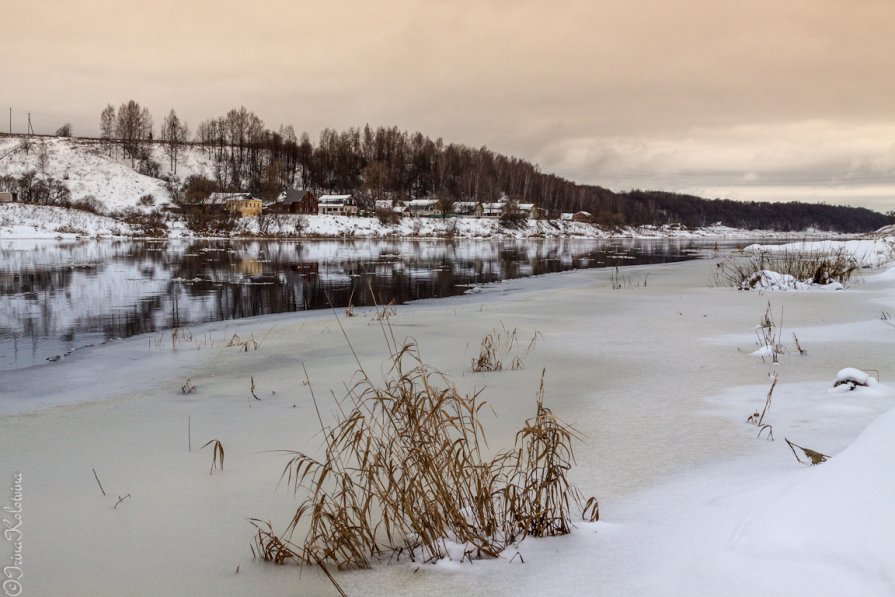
[2,99,891,233]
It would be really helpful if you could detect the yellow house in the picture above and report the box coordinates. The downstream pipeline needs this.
[226,198,263,218]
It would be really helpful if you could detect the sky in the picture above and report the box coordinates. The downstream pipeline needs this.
[3,0,895,212]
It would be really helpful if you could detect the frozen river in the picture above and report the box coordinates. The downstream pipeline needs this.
[0,237,727,370]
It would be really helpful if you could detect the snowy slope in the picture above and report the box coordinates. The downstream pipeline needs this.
[0,136,217,211]
[0,203,135,238]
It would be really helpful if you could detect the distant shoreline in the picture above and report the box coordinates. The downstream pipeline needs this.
[0,203,865,241]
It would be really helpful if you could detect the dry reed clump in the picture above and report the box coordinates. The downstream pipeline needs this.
[715,247,859,289]
[755,302,785,364]
[253,347,596,572]
[227,332,260,351]
[502,375,596,537]
[372,301,397,321]
[472,323,540,372]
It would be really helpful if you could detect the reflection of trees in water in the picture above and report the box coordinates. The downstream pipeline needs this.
[1,239,704,367]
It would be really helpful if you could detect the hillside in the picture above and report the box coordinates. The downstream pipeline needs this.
[0,135,216,210]
[0,132,889,234]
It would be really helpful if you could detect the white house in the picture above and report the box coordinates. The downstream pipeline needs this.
[374,199,398,211]
[482,201,507,217]
[407,198,439,217]
[318,195,358,216]
[453,201,483,217]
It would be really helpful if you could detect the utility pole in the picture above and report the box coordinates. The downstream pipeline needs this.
[8,108,10,134]
[27,113,33,136]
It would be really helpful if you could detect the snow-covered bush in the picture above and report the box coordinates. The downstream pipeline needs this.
[832,368,876,391]
[716,248,858,290]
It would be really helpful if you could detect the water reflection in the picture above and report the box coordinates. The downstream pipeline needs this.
[0,238,709,370]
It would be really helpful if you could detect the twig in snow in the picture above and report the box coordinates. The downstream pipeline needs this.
[114,494,132,509]
[92,468,106,497]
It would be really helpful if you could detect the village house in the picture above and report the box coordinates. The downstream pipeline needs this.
[452,201,484,217]
[278,190,318,214]
[317,194,358,216]
[482,200,507,217]
[227,197,262,218]
[517,203,543,219]
[374,199,404,211]
[0,191,15,203]
[407,198,439,217]
[204,192,263,218]
[572,211,593,223]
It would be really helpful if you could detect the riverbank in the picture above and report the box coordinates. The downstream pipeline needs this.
[0,202,867,241]
[1,253,894,595]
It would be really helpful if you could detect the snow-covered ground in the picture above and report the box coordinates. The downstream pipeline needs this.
[1,240,894,596]
[0,136,217,211]
[0,203,136,238]
[0,202,862,241]
[746,237,895,268]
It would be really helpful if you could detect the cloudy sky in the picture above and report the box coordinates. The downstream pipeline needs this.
[5,0,895,211]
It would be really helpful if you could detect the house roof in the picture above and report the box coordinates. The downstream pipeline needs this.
[281,190,314,205]
[318,194,353,204]
[408,199,438,207]
[204,192,250,204]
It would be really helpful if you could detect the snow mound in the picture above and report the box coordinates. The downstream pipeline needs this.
[741,270,843,291]
[732,404,895,589]
[744,238,895,269]
[831,367,878,392]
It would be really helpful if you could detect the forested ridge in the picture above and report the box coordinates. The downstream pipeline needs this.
[3,100,890,233]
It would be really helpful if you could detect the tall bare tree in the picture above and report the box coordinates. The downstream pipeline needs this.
[100,104,116,156]
[161,109,189,174]
[114,100,154,167]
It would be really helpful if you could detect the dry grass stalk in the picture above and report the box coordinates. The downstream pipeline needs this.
[785,438,829,466]
[373,301,397,321]
[227,332,260,352]
[202,439,225,474]
[757,373,777,427]
[715,247,859,289]
[502,372,588,539]
[255,345,596,572]
[472,323,540,372]
[746,374,778,440]
[755,302,784,364]
[345,288,356,318]
[611,266,649,290]
[93,468,106,497]
[792,333,807,356]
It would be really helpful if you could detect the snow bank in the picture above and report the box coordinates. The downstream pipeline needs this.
[741,269,844,291]
[0,203,133,238]
[734,404,895,586]
[744,237,895,268]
